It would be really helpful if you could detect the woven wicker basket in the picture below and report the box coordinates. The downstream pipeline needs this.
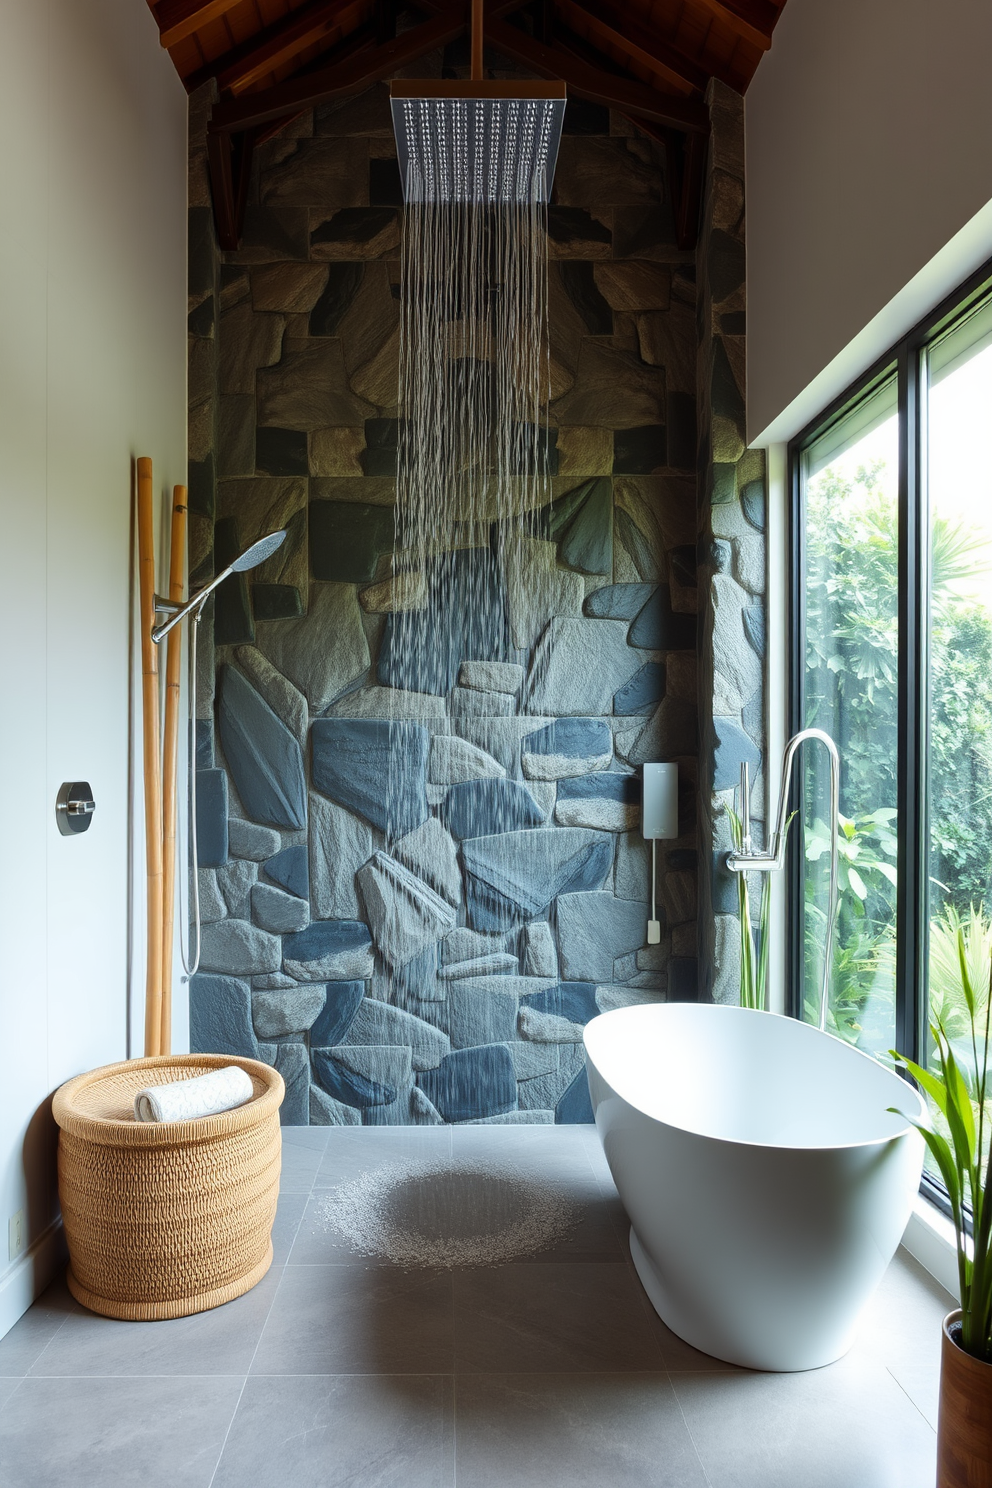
[53,1053,284,1321]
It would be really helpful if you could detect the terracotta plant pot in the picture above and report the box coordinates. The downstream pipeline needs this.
[937,1310,992,1487]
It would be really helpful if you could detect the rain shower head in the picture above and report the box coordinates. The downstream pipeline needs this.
[151,528,287,643]
[390,82,566,205]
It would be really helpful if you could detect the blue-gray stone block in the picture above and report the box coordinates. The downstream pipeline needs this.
[310,980,365,1046]
[614,662,665,716]
[555,1065,595,1124]
[283,919,374,980]
[196,769,229,868]
[441,778,546,840]
[710,463,737,506]
[217,665,307,830]
[522,982,599,1025]
[741,479,766,531]
[628,587,696,651]
[274,1041,311,1125]
[309,501,395,583]
[462,828,614,932]
[742,688,763,744]
[189,973,259,1059]
[522,718,612,760]
[557,773,640,805]
[195,720,214,771]
[583,583,655,621]
[378,548,512,695]
[668,957,699,1001]
[382,944,442,1009]
[712,848,738,914]
[264,844,309,900]
[311,1048,396,1108]
[743,604,765,657]
[418,1044,517,1122]
[713,717,761,792]
[554,478,613,576]
[311,718,428,836]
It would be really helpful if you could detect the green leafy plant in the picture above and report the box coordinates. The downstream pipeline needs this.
[890,924,992,1362]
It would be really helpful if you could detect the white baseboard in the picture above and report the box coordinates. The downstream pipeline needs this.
[0,1219,67,1342]
[901,1196,960,1301]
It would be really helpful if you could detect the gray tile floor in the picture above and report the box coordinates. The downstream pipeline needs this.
[0,1125,950,1487]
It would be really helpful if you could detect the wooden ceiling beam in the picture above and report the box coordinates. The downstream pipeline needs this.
[483,18,709,132]
[156,0,242,51]
[693,0,778,52]
[187,0,369,95]
[211,3,469,132]
[553,0,706,96]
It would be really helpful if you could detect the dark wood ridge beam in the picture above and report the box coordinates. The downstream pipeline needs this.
[209,0,531,134]
[157,0,242,50]
[553,0,706,96]
[694,0,777,51]
[186,0,369,95]
[484,18,709,132]
[210,4,469,132]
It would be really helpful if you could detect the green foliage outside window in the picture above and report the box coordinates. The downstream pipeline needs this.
[804,458,992,1048]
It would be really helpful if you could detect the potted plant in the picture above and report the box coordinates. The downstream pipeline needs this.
[890,922,992,1486]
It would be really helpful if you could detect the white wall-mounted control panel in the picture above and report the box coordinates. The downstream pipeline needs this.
[642,763,678,840]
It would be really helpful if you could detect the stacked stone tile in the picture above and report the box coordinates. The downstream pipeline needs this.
[186,69,703,1124]
[696,82,767,1003]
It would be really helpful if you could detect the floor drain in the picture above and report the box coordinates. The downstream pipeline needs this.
[315,1160,578,1268]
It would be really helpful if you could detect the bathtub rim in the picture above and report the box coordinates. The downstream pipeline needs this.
[583,1003,927,1154]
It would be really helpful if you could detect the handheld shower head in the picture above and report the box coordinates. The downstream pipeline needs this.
[229,529,287,572]
[151,528,287,643]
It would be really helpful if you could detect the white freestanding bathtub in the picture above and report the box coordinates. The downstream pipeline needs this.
[584,1004,925,1372]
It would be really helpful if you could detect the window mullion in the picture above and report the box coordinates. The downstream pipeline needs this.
[895,343,927,1067]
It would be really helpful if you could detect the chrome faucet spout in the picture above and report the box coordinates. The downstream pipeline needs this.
[725,727,840,1033]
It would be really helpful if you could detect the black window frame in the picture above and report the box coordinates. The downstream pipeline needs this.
[788,255,992,1216]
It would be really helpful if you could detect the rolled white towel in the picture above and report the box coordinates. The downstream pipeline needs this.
[134,1065,255,1123]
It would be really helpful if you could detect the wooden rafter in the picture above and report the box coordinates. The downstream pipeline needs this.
[693,0,778,52]
[187,0,368,95]
[156,0,243,51]
[211,3,469,132]
[483,18,709,132]
[553,0,706,96]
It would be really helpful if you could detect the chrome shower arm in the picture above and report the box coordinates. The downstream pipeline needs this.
[151,577,220,643]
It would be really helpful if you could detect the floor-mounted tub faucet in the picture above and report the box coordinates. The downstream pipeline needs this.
[725,728,840,1033]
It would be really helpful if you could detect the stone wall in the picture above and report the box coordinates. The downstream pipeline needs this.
[186,73,702,1125]
[696,82,767,1003]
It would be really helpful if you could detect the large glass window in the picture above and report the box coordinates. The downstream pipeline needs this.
[791,265,992,1200]
[799,380,899,1055]
[925,304,992,1169]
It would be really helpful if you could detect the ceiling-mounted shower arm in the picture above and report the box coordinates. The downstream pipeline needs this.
[471,0,483,81]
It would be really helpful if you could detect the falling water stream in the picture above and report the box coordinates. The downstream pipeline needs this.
[383,101,559,853]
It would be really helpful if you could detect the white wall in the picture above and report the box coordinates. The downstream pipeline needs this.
[746,0,992,444]
[0,0,187,1335]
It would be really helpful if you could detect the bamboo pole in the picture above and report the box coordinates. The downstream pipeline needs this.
[137,457,163,1058]
[160,486,188,1058]
[471,0,483,80]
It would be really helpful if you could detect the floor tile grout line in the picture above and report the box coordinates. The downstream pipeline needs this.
[885,1364,937,1434]
[205,1228,292,1488]
[665,1370,719,1488]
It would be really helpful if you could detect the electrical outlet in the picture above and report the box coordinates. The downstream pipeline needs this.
[8,1210,24,1263]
